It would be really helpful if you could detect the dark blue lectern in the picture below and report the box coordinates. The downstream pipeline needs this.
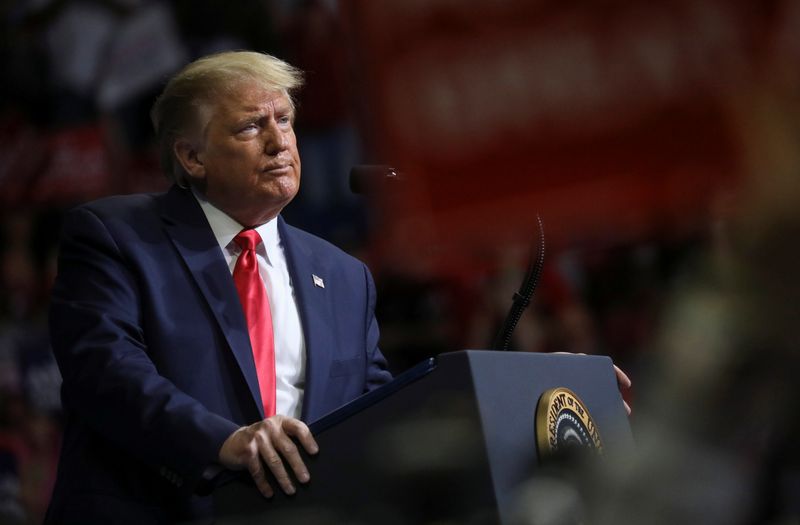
[211,351,633,524]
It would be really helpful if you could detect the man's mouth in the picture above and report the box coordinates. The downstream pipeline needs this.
[262,164,291,174]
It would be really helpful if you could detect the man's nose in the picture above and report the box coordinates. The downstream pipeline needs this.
[263,120,288,155]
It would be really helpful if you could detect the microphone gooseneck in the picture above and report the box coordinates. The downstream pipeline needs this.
[349,163,545,352]
[492,214,546,351]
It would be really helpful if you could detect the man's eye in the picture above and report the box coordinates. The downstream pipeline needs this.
[278,116,292,125]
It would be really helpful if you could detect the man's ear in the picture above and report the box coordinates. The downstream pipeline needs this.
[173,138,205,180]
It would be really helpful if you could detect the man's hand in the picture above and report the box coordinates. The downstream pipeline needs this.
[613,364,632,415]
[219,415,319,498]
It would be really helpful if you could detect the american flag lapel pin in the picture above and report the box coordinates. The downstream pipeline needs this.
[312,274,325,288]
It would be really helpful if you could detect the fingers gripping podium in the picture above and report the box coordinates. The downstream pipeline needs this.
[211,351,633,524]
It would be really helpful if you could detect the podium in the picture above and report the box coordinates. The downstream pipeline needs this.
[212,351,633,524]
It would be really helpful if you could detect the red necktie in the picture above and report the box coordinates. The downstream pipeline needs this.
[232,229,276,417]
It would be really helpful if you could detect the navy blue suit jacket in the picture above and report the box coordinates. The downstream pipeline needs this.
[46,186,391,523]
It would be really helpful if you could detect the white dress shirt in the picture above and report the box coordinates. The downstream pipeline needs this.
[193,189,306,418]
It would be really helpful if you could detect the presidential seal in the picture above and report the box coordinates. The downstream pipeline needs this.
[535,387,602,459]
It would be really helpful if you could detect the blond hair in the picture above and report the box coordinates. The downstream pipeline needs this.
[150,51,304,186]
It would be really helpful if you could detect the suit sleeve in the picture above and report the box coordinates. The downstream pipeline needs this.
[49,207,239,490]
[363,263,393,391]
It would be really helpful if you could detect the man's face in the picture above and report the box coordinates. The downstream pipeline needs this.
[185,81,301,227]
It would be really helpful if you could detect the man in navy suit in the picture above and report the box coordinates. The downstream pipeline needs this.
[46,51,392,523]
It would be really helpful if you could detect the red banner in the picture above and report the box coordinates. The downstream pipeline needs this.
[345,0,792,273]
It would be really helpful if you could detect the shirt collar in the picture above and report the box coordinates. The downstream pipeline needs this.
[191,187,280,258]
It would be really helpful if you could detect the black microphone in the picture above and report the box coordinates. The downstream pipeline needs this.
[349,165,403,195]
[492,215,546,351]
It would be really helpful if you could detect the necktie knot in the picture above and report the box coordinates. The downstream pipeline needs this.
[234,229,262,252]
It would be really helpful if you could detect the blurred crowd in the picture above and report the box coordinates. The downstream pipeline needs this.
[1,0,798,524]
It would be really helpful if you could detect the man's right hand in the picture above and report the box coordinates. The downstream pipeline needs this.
[218,415,319,498]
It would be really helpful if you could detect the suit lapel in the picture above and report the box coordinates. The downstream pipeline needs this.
[278,218,333,422]
[159,186,264,417]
